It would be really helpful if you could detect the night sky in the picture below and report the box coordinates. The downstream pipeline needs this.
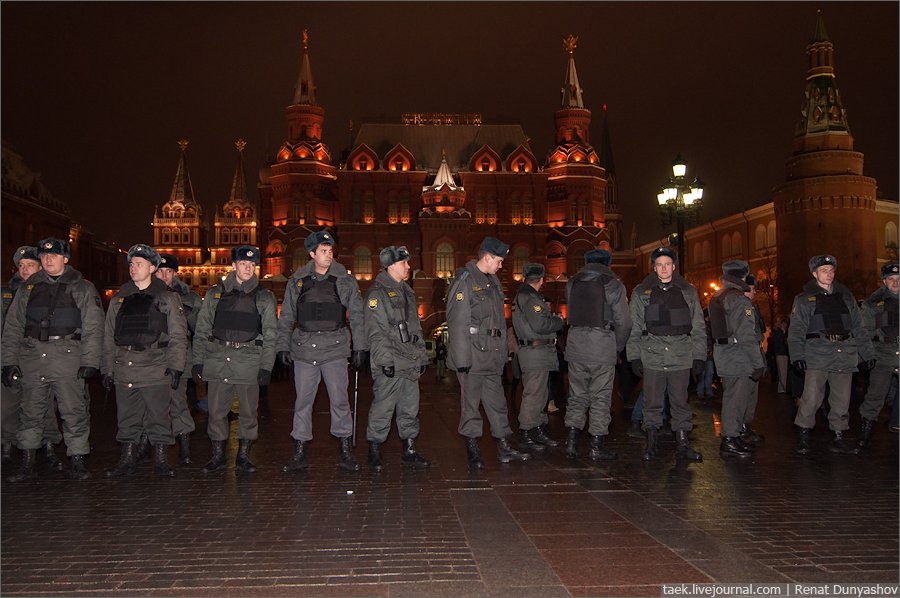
[2,2,897,248]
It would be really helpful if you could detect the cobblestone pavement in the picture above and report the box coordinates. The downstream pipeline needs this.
[2,367,897,596]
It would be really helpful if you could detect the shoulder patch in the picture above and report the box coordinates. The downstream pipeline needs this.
[533,304,543,313]
[2,292,12,299]
[807,296,816,302]
[214,293,221,299]
[25,284,33,291]
[368,298,378,309]
[296,280,303,288]
[745,308,753,317]
[471,285,482,292]
[387,291,397,298]
[643,289,652,295]
[455,292,464,302]
[117,297,124,303]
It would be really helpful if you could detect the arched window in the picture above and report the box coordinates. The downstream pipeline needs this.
[510,195,521,225]
[435,243,454,278]
[475,197,485,224]
[694,242,702,265]
[521,195,533,225]
[722,234,732,257]
[182,273,192,286]
[388,195,398,224]
[766,221,777,247]
[221,229,230,244]
[363,196,375,224]
[354,246,372,280]
[732,232,742,255]
[512,246,530,281]
[182,228,191,244]
[702,240,712,263]
[242,229,249,243]
[486,197,497,224]
[162,228,170,244]
[886,222,898,247]
[755,224,766,250]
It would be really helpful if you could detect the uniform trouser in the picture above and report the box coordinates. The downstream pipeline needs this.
[17,377,88,455]
[290,359,352,441]
[794,369,852,431]
[564,362,615,435]
[859,366,899,421]
[775,355,789,393]
[2,384,61,446]
[207,381,258,441]
[519,370,551,430]
[169,375,196,436]
[436,359,446,378]
[115,384,173,445]
[642,368,692,432]
[721,375,753,438]
[457,371,512,439]
[743,379,759,426]
[366,372,420,443]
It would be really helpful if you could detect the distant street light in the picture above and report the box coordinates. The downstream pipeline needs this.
[657,154,704,275]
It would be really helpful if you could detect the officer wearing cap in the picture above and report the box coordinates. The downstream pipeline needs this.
[563,249,631,461]
[626,247,706,462]
[1,246,64,474]
[154,253,202,464]
[1,238,104,481]
[512,262,564,454]
[192,246,276,474]
[789,254,874,455]
[708,261,766,459]
[103,244,188,477]
[278,231,368,472]
[363,245,430,471]
[857,262,899,449]
[740,274,768,448]
[447,236,529,469]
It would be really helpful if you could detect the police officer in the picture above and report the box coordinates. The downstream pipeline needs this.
[708,261,765,458]
[155,253,201,464]
[789,254,875,455]
[363,245,430,471]
[1,246,64,473]
[512,262,564,453]
[1,238,104,481]
[192,246,276,474]
[626,247,706,462]
[563,249,631,461]
[103,244,188,477]
[741,274,767,447]
[447,236,529,469]
[278,231,368,472]
[857,263,899,449]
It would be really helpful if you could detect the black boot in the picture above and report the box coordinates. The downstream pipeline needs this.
[519,428,545,453]
[740,424,764,446]
[675,430,703,462]
[719,436,753,458]
[565,427,580,460]
[7,448,37,482]
[1,441,13,472]
[626,420,645,439]
[401,437,430,469]
[338,436,360,472]
[69,454,91,480]
[858,418,876,449]
[466,437,485,470]
[42,440,64,472]
[135,433,151,465]
[176,433,191,464]
[282,439,309,472]
[829,430,860,455]
[588,435,617,461]
[642,427,658,462]
[496,436,530,463]
[530,425,559,448]
[368,441,384,472]
[235,439,257,473]
[796,427,811,455]
[153,444,175,477]
[105,442,137,478]
[200,440,227,474]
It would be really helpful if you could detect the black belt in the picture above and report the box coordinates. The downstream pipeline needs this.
[210,337,263,348]
[118,341,169,352]
[806,333,851,341]
[519,339,556,347]
[714,338,736,345]
[469,327,502,337]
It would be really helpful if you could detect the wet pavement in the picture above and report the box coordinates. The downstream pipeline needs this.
[2,367,897,596]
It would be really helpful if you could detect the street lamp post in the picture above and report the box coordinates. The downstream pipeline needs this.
[657,154,704,276]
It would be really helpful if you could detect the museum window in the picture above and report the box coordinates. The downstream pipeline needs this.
[435,243,454,278]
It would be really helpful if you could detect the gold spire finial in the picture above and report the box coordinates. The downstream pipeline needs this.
[177,138,189,152]
[234,138,247,153]
[563,34,578,55]
[302,29,309,50]
[441,148,447,161]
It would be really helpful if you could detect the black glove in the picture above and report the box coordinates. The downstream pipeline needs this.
[102,374,115,391]
[382,366,395,378]
[630,360,643,377]
[419,364,427,375]
[351,350,370,372]
[166,369,182,390]
[793,360,807,372]
[860,359,877,372]
[77,366,99,380]
[457,366,470,374]
[692,359,706,378]
[257,368,272,386]
[191,364,204,383]
[750,367,766,382]
[277,351,292,367]
[1,365,21,388]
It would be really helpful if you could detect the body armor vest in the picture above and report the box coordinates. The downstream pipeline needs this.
[296,275,346,332]
[808,292,851,335]
[875,296,899,338]
[568,271,612,328]
[24,282,81,339]
[213,288,261,343]
[645,285,692,336]
[114,292,167,347]
[708,288,741,340]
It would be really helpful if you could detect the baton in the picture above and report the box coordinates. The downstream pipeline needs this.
[352,369,359,448]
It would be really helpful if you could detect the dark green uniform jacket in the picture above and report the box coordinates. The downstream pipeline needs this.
[512,283,563,373]
[710,276,766,377]
[169,276,201,372]
[564,263,631,366]
[446,260,506,375]
[861,285,899,372]
[364,271,426,380]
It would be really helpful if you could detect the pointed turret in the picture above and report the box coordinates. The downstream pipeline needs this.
[560,34,584,108]
[549,34,595,152]
[421,150,466,214]
[281,29,331,160]
[166,139,200,214]
[223,138,251,212]
[292,29,317,106]
[215,138,257,264]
